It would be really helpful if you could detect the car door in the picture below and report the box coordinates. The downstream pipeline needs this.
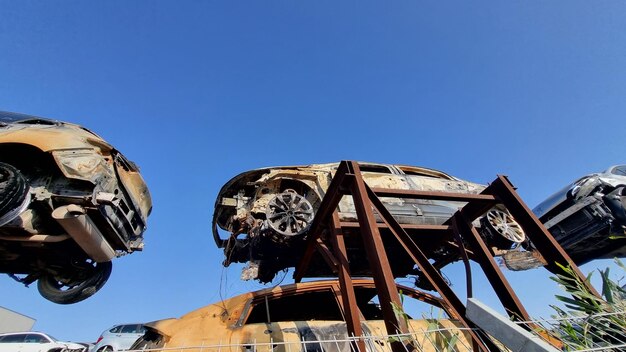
[21,333,53,352]
[0,334,26,352]
[118,325,145,350]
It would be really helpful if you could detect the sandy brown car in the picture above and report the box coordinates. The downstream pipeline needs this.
[213,162,526,284]
[131,279,472,352]
[0,111,152,304]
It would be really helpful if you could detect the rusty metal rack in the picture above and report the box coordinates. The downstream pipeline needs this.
[292,161,600,352]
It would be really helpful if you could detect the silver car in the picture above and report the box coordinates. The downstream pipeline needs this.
[533,165,626,264]
[91,324,145,352]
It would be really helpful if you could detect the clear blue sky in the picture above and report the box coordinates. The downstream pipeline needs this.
[1,0,626,343]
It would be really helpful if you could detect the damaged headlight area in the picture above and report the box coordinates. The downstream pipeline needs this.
[52,149,114,183]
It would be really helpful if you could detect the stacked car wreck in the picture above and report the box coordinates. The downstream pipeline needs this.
[212,162,527,283]
[3,109,624,350]
[0,111,152,304]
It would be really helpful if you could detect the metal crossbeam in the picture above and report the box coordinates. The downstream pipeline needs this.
[292,161,601,352]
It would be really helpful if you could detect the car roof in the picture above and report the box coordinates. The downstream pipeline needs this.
[0,332,46,336]
[215,161,457,202]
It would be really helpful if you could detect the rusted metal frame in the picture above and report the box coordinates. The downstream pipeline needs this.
[452,213,530,321]
[449,220,474,298]
[371,187,497,203]
[314,238,340,275]
[346,161,409,343]
[294,161,351,282]
[487,175,601,298]
[339,222,452,232]
[364,184,500,352]
[329,211,366,352]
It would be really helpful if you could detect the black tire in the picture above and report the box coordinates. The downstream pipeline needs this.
[37,260,113,304]
[0,162,29,226]
[98,346,114,352]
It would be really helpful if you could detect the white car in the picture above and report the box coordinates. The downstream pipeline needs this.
[91,324,145,352]
[0,332,85,352]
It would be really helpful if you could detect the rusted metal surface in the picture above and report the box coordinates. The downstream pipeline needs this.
[348,161,409,344]
[451,214,530,321]
[135,280,473,352]
[487,175,601,297]
[363,182,498,352]
[288,161,601,351]
[214,160,605,351]
[329,212,365,352]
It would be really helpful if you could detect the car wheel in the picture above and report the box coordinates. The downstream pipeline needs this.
[0,161,30,226]
[484,207,526,249]
[37,260,112,304]
[265,189,315,239]
[98,346,114,352]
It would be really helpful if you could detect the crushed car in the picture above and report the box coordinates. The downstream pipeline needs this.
[531,165,626,265]
[131,279,473,352]
[213,162,527,284]
[0,111,152,304]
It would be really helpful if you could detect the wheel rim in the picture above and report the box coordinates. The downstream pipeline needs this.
[486,208,525,243]
[266,190,314,237]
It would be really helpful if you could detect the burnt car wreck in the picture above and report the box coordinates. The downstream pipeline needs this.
[0,111,152,304]
[213,162,527,284]
[131,280,473,352]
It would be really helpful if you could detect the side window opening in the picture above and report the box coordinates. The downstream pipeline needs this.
[611,165,626,177]
[121,325,141,334]
[353,287,450,321]
[24,334,47,343]
[398,167,452,180]
[359,165,392,174]
[0,334,25,343]
[244,289,343,324]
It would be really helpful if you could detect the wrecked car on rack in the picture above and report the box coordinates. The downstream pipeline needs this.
[213,162,527,284]
[131,279,473,352]
[532,165,626,265]
[0,111,152,304]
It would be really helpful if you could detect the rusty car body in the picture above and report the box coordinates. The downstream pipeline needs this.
[131,280,472,352]
[213,162,526,284]
[0,111,152,304]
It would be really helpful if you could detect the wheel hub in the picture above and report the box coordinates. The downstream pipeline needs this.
[486,208,526,245]
[265,190,315,238]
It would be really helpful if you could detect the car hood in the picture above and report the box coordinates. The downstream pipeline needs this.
[533,182,576,219]
[0,115,113,153]
[534,169,626,219]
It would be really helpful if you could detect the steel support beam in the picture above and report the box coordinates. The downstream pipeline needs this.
[487,175,600,297]
[294,161,350,282]
[290,161,598,351]
[330,212,366,352]
[347,162,409,342]
[452,214,530,321]
[365,183,500,352]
